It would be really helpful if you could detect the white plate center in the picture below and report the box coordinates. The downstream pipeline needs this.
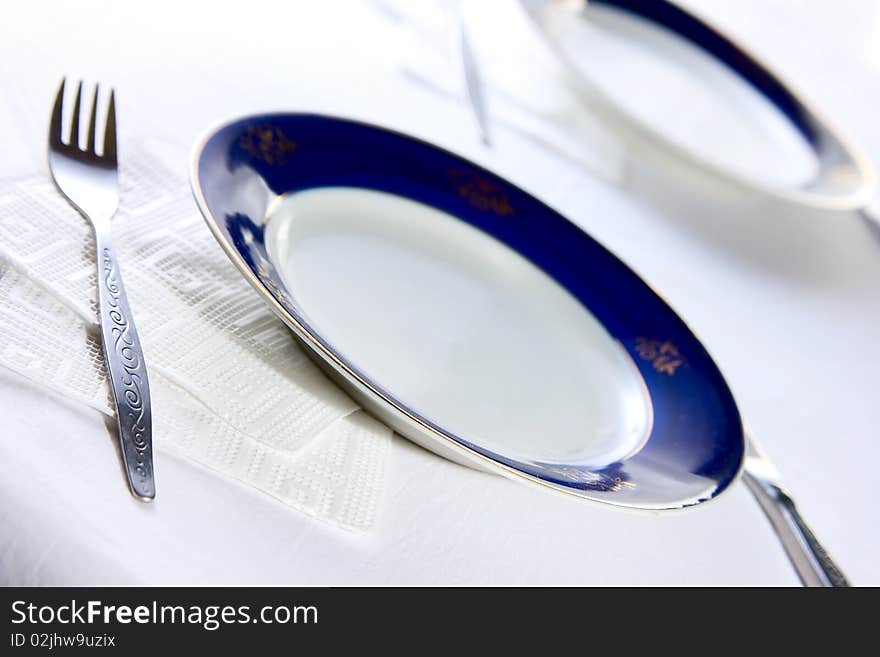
[266,187,652,467]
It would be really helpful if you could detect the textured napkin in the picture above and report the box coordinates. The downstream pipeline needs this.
[0,136,391,531]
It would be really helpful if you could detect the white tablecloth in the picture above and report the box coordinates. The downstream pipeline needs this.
[1,0,878,585]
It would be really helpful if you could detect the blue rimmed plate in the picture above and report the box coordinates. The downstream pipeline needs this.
[521,0,875,210]
[190,113,744,511]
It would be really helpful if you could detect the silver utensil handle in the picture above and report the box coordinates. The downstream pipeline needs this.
[742,470,848,587]
[457,5,491,146]
[95,237,155,500]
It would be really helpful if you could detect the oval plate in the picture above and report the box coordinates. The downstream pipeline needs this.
[191,113,744,511]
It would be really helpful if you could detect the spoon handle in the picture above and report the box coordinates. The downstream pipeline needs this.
[742,468,849,587]
[456,2,491,146]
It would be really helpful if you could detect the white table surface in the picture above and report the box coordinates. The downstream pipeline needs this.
[1,0,878,585]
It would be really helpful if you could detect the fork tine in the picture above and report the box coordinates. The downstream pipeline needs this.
[49,78,65,148]
[103,88,117,163]
[86,85,99,153]
[69,80,83,149]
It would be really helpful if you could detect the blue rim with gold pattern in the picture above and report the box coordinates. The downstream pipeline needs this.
[191,113,745,511]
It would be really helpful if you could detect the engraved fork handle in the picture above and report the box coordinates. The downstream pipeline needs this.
[95,234,155,500]
[743,470,848,587]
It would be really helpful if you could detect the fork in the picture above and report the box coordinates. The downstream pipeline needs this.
[48,79,155,501]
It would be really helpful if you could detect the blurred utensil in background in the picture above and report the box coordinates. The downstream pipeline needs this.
[376,0,627,182]
[456,0,491,146]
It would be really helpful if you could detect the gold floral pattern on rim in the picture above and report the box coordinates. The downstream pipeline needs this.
[634,337,685,376]
[449,167,514,216]
[239,125,297,165]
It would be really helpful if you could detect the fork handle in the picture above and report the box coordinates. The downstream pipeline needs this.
[742,470,848,587]
[95,237,155,500]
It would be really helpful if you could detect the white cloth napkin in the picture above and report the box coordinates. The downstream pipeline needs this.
[0,136,391,531]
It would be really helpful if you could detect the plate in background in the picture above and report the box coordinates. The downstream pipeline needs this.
[521,0,875,209]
